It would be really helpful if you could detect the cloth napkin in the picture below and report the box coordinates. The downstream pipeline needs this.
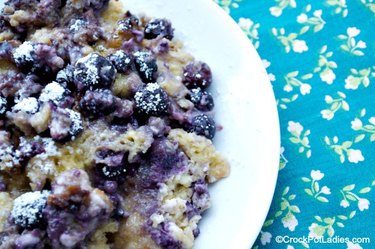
[214,0,375,248]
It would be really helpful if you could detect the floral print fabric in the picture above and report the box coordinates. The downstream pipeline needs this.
[214,0,375,248]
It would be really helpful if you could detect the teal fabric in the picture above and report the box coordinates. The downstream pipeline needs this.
[214,0,375,248]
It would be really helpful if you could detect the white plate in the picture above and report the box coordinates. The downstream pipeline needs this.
[121,0,280,248]
[0,0,280,248]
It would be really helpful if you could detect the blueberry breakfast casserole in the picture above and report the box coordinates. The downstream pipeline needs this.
[0,0,230,248]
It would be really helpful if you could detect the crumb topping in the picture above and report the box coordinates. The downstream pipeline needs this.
[39,82,66,104]
[12,97,39,114]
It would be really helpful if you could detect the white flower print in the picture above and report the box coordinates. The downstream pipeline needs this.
[321,92,349,120]
[340,183,373,211]
[308,223,324,238]
[269,0,296,17]
[340,199,350,208]
[262,59,276,82]
[351,118,363,130]
[287,121,303,135]
[321,109,334,120]
[297,13,308,22]
[325,0,348,17]
[369,117,375,125]
[282,213,298,231]
[291,39,308,53]
[344,67,375,90]
[268,73,276,81]
[284,84,293,92]
[262,59,271,68]
[347,241,363,249]
[345,75,361,89]
[260,231,272,245]
[357,198,370,211]
[320,68,336,84]
[347,149,364,163]
[321,186,331,195]
[311,170,324,181]
[313,9,322,17]
[357,40,367,49]
[297,5,326,33]
[347,27,360,37]
[300,83,311,95]
[338,27,367,56]
[325,136,363,163]
[238,18,260,48]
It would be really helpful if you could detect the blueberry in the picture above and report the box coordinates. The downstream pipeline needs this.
[12,97,39,114]
[189,114,216,139]
[12,42,64,81]
[49,108,83,141]
[11,191,50,229]
[134,83,170,116]
[0,95,7,115]
[39,82,71,106]
[74,53,117,91]
[183,62,212,89]
[117,12,139,32]
[95,150,127,179]
[12,41,35,73]
[144,18,174,40]
[0,41,14,60]
[80,89,116,117]
[133,51,158,83]
[108,50,135,74]
[100,165,127,179]
[188,88,214,111]
[56,65,75,87]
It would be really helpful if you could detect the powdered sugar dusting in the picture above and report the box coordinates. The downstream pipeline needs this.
[69,19,86,32]
[11,191,50,228]
[13,41,34,63]
[0,96,7,114]
[0,145,20,169]
[134,51,154,80]
[67,109,83,138]
[39,82,66,104]
[75,53,100,86]
[30,136,60,174]
[134,83,169,115]
[12,97,39,114]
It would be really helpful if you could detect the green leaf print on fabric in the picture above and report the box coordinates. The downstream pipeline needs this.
[338,27,367,56]
[320,92,349,120]
[297,5,326,34]
[283,71,312,95]
[340,183,372,211]
[263,187,300,232]
[287,121,311,158]
[324,136,364,163]
[345,67,375,90]
[302,170,331,202]
[309,211,356,238]
[313,45,337,84]
[325,0,348,17]
[351,110,375,142]
[238,18,260,49]
[272,28,308,53]
[270,0,297,17]
[360,0,375,14]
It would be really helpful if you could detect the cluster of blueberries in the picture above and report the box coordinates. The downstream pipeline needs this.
[1,17,217,140]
